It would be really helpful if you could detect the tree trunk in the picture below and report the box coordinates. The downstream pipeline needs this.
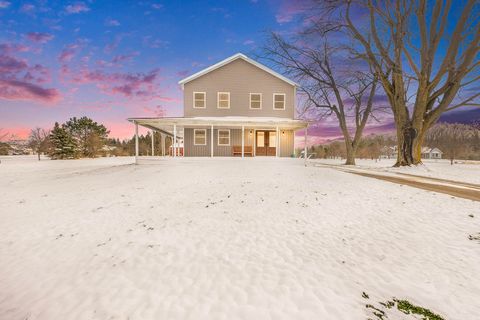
[394,121,413,166]
[37,151,41,161]
[412,129,425,165]
[344,141,356,165]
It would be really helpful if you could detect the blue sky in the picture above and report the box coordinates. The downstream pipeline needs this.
[1,0,306,139]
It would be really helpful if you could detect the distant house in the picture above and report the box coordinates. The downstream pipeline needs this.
[421,147,443,159]
[128,53,308,161]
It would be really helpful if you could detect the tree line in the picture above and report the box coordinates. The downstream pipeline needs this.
[27,117,110,160]
[263,0,479,166]
[23,118,172,160]
[307,122,480,164]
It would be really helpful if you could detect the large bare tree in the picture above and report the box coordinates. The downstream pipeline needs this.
[262,33,381,165]
[336,0,480,166]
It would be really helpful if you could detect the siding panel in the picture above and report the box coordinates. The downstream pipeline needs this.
[184,59,295,118]
[184,127,293,157]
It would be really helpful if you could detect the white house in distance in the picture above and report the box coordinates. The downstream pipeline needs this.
[128,53,309,163]
[421,147,443,159]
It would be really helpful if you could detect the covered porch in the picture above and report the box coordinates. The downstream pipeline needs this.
[127,117,309,163]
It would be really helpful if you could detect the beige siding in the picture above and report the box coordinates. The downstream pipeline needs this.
[184,127,293,157]
[184,59,295,118]
[279,129,294,157]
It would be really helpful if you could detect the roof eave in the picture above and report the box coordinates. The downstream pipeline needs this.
[177,53,299,89]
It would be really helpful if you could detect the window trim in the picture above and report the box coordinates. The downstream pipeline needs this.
[193,91,206,109]
[193,129,207,145]
[217,92,230,109]
[249,93,262,110]
[217,129,231,146]
[273,93,286,110]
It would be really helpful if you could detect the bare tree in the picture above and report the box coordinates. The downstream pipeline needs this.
[28,128,50,161]
[336,0,480,166]
[425,123,474,164]
[262,32,381,165]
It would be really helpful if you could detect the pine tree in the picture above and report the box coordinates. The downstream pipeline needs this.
[63,117,109,158]
[48,122,77,159]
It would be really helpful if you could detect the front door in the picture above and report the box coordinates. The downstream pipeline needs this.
[256,131,276,156]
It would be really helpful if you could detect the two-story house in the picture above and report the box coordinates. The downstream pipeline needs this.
[128,53,308,160]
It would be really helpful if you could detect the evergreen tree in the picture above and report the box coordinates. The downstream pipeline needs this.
[64,117,109,158]
[48,122,76,159]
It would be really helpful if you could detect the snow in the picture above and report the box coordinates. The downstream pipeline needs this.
[0,156,479,320]
[313,158,480,185]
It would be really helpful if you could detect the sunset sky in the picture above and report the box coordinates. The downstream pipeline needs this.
[0,0,478,143]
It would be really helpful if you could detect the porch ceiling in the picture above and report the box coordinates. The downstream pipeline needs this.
[128,116,309,132]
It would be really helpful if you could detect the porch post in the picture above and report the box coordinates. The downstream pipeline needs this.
[276,126,279,158]
[253,129,256,157]
[241,125,245,158]
[162,134,166,156]
[151,130,154,156]
[304,125,308,166]
[173,124,177,158]
[210,125,214,157]
[134,121,139,164]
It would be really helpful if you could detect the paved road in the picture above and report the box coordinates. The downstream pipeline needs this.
[312,163,480,202]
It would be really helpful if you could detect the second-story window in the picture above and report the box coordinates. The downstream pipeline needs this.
[273,93,286,110]
[250,93,262,109]
[217,92,230,109]
[193,92,206,108]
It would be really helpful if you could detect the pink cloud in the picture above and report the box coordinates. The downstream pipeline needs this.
[25,32,54,43]
[143,105,166,117]
[58,44,79,62]
[0,55,28,73]
[0,43,30,54]
[65,2,90,14]
[105,18,120,27]
[0,79,61,103]
[0,1,10,9]
[142,36,169,49]
[20,3,35,13]
[0,47,59,104]
[112,52,139,64]
[275,0,312,24]
[66,67,161,99]
[176,70,190,77]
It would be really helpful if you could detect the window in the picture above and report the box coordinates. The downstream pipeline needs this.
[257,131,265,147]
[269,131,276,147]
[273,93,286,110]
[217,92,230,109]
[217,129,230,146]
[193,92,206,109]
[194,129,206,145]
[250,93,262,109]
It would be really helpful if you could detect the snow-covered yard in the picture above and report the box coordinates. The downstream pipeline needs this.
[0,156,479,319]
[313,158,480,185]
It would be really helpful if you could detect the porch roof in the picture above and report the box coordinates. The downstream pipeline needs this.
[127,116,309,131]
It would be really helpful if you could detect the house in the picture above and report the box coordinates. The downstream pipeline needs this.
[128,53,308,162]
[421,147,443,159]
